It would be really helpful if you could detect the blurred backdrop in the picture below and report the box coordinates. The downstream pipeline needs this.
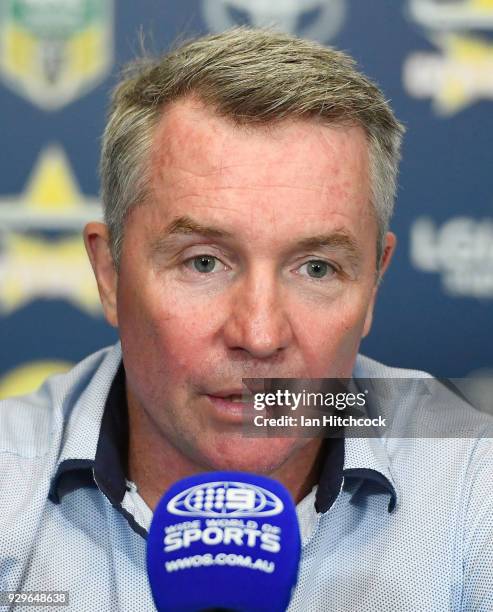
[1,0,492,399]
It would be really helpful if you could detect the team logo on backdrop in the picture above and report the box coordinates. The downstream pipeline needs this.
[0,0,113,110]
[201,0,346,42]
[410,216,493,298]
[403,0,493,115]
[0,359,72,399]
[0,146,102,313]
[167,481,284,518]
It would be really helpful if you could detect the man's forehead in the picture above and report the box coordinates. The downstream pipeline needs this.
[149,96,370,181]
[141,96,375,258]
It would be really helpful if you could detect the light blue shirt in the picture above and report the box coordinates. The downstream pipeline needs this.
[1,343,492,611]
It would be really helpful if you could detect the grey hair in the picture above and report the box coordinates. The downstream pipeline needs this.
[100,27,404,270]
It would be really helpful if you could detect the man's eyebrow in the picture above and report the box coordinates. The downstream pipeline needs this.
[293,231,362,264]
[151,217,362,264]
[150,215,234,252]
[165,215,233,238]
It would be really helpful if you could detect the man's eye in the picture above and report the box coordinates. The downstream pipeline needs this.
[187,255,223,274]
[298,260,336,279]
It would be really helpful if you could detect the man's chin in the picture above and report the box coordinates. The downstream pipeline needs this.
[197,435,303,475]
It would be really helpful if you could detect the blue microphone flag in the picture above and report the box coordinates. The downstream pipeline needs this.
[147,471,301,612]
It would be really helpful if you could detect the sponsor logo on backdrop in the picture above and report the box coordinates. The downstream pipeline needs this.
[403,0,493,115]
[0,145,102,313]
[410,216,493,297]
[201,0,345,42]
[0,0,113,110]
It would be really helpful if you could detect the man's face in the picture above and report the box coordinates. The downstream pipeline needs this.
[109,98,391,473]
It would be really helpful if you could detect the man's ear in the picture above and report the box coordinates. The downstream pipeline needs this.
[362,231,397,338]
[83,222,118,327]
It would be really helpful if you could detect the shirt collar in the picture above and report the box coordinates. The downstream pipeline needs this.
[343,436,397,512]
[313,434,397,514]
[48,347,149,539]
[48,343,124,505]
[49,347,398,525]
[92,363,129,505]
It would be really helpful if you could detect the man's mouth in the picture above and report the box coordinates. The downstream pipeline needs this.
[206,387,254,400]
[205,392,255,421]
[206,393,254,405]
[213,394,248,402]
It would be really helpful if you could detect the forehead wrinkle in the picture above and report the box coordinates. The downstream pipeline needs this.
[152,161,224,185]
[153,157,331,195]
[194,183,327,193]
[153,166,330,204]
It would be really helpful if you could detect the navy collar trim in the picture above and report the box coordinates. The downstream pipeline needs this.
[49,364,129,510]
[49,364,396,529]
[48,459,95,504]
[343,467,397,513]
[315,437,344,513]
[314,442,396,514]
[92,363,129,506]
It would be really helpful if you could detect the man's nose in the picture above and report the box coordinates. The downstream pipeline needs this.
[221,270,293,359]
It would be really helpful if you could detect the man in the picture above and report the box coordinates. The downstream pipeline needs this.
[1,28,492,611]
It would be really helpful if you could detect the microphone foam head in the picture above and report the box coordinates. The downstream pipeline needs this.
[147,471,301,612]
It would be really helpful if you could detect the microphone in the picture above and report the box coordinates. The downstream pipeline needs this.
[146,471,301,612]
